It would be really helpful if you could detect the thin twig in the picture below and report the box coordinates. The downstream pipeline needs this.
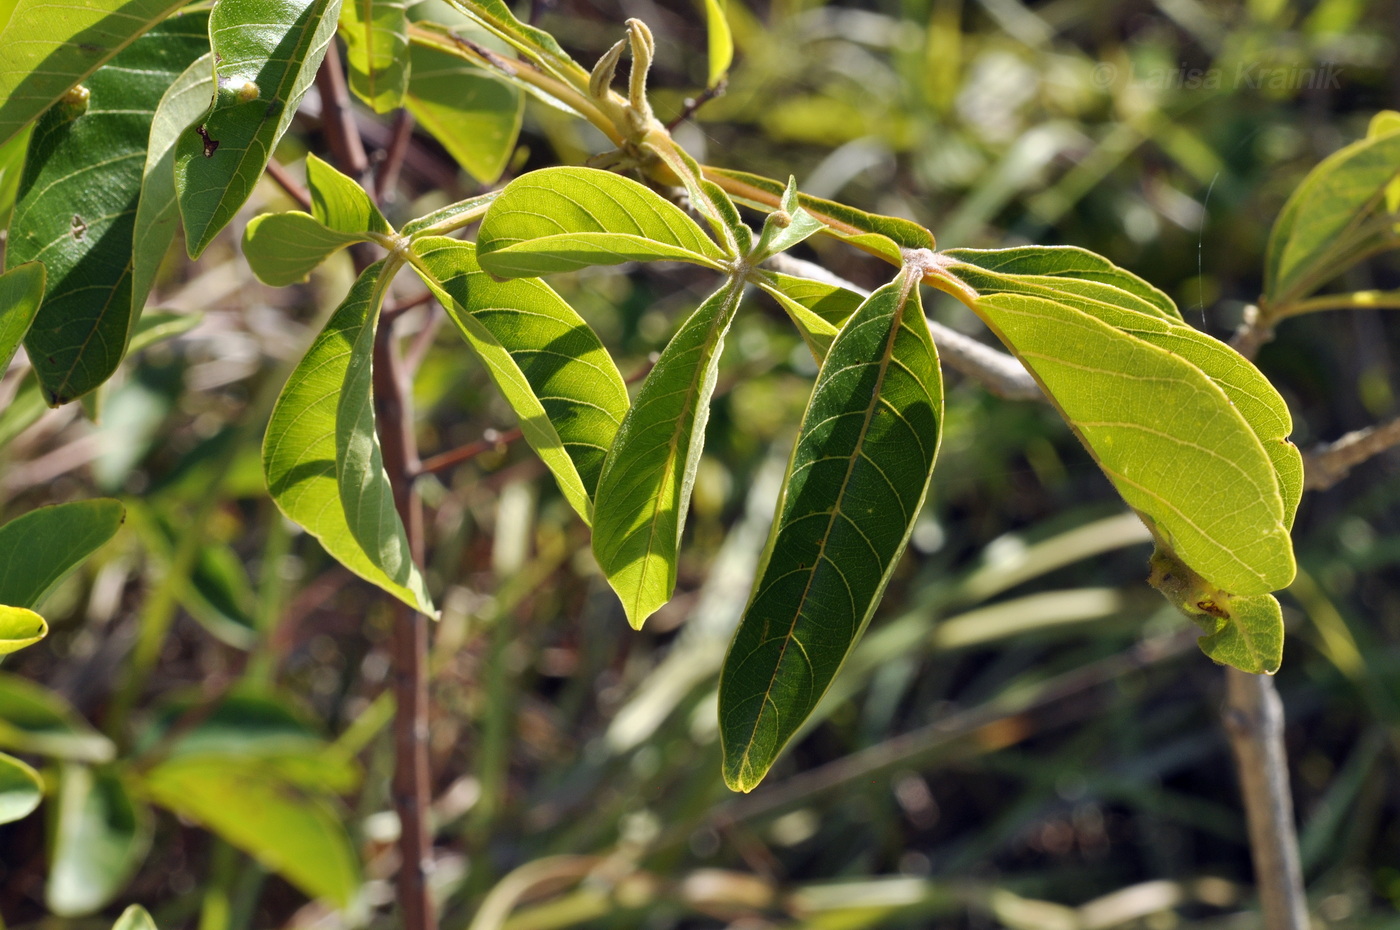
[417,427,523,478]
[376,109,417,204]
[1223,669,1309,930]
[1302,415,1400,491]
[1230,303,1274,361]
[383,290,435,325]
[265,158,314,212]
[665,78,728,131]
[315,41,370,180]
[764,253,1042,401]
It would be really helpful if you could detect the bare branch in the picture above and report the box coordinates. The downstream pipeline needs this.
[376,109,416,204]
[1303,415,1400,491]
[764,253,1043,402]
[314,42,370,180]
[264,158,313,212]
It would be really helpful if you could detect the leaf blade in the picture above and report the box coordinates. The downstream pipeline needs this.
[340,0,411,112]
[0,751,42,825]
[404,41,523,185]
[0,261,43,372]
[46,765,152,916]
[0,499,124,610]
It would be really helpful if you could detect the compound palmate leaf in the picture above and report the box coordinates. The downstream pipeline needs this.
[592,278,745,628]
[719,271,942,791]
[263,261,435,616]
[177,0,343,258]
[475,166,729,277]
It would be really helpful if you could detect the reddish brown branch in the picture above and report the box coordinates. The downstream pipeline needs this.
[376,109,416,204]
[315,41,370,180]
[265,158,314,211]
[1303,415,1400,491]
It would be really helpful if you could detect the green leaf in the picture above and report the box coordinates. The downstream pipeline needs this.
[0,499,125,610]
[967,289,1294,597]
[719,272,943,792]
[707,166,935,263]
[0,673,114,762]
[405,40,523,185]
[0,0,189,147]
[143,755,359,909]
[128,310,201,355]
[592,278,745,628]
[400,190,498,238]
[1265,121,1400,304]
[750,178,825,261]
[1198,594,1284,674]
[112,905,157,930]
[46,765,152,916]
[340,0,410,112]
[946,247,1303,530]
[0,261,43,371]
[243,213,364,286]
[0,751,42,825]
[476,166,729,277]
[408,237,630,521]
[0,125,30,230]
[442,0,586,84]
[132,53,217,326]
[307,152,390,236]
[1371,110,1400,215]
[263,261,435,616]
[756,272,864,360]
[7,16,208,404]
[176,0,344,258]
[0,605,46,654]
[698,0,733,86]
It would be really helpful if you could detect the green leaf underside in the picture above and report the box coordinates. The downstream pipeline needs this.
[758,271,864,360]
[401,191,497,238]
[307,153,389,235]
[1265,125,1400,303]
[409,237,629,521]
[0,606,46,654]
[263,261,435,615]
[0,673,114,762]
[339,0,410,112]
[243,212,363,286]
[176,0,343,258]
[719,275,942,792]
[592,279,746,628]
[0,498,124,609]
[1198,593,1284,674]
[0,125,31,228]
[144,755,357,908]
[699,0,733,85]
[1373,111,1400,214]
[946,249,1304,530]
[972,290,1293,596]
[705,166,934,261]
[404,40,523,185]
[47,765,150,916]
[0,751,42,824]
[112,906,156,930]
[0,0,189,147]
[7,16,208,404]
[132,53,217,328]
[0,262,43,372]
[476,166,728,277]
[945,246,1180,321]
[443,0,585,84]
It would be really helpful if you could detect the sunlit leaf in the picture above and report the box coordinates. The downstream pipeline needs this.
[7,16,208,404]
[0,751,42,824]
[176,0,343,258]
[592,278,745,628]
[143,755,358,908]
[0,499,124,610]
[111,905,157,930]
[46,765,152,916]
[340,0,410,112]
[1371,110,1400,215]
[0,673,114,762]
[0,125,30,227]
[132,53,216,325]
[476,166,729,277]
[441,0,586,85]
[400,190,497,238]
[243,213,363,286]
[263,261,435,615]
[698,0,733,85]
[756,271,863,360]
[0,0,189,146]
[0,261,43,371]
[1147,547,1283,673]
[307,152,390,236]
[0,606,45,654]
[405,40,523,185]
[127,310,201,355]
[720,271,942,791]
[409,237,630,521]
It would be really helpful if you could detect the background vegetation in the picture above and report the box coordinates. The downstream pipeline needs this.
[1,0,1398,926]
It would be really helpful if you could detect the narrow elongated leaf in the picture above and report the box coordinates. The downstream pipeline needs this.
[0,125,31,227]
[0,261,43,370]
[404,40,523,185]
[400,190,497,238]
[706,166,935,263]
[112,906,156,930]
[442,0,586,84]
[1265,122,1400,303]
[0,752,42,824]
[592,278,745,627]
[970,291,1293,597]
[8,17,208,404]
[757,271,864,360]
[340,0,410,112]
[128,310,201,355]
[0,606,45,654]
[0,0,189,146]
[476,166,729,277]
[176,0,343,258]
[698,0,733,85]
[1372,111,1400,214]
[719,273,942,792]
[0,674,114,762]
[945,245,1180,321]
[409,238,629,521]
[132,53,216,324]
[0,499,124,610]
[263,262,435,615]
[143,755,358,908]
[47,765,152,916]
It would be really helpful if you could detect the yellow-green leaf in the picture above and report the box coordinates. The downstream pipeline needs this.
[0,751,42,825]
[340,0,410,112]
[0,606,45,654]
[405,40,523,185]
